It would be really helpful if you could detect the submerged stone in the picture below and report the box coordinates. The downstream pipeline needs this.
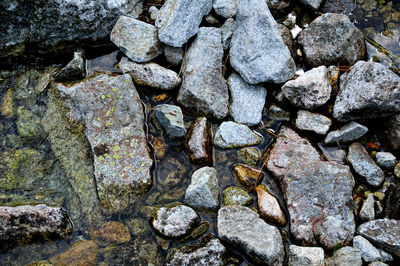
[222,186,253,206]
[237,147,260,167]
[233,164,264,192]
[256,185,286,226]
[89,221,131,244]
[49,240,99,266]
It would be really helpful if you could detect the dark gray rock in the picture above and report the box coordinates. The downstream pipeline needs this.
[54,49,86,82]
[230,0,295,84]
[221,18,235,51]
[268,104,291,121]
[325,122,368,144]
[359,193,375,222]
[288,245,325,266]
[295,110,332,135]
[267,0,292,19]
[318,143,347,163]
[324,246,362,266]
[214,121,262,149]
[163,45,184,66]
[375,152,396,170]
[184,117,213,167]
[322,0,356,16]
[213,0,237,18]
[333,61,400,121]
[154,104,185,139]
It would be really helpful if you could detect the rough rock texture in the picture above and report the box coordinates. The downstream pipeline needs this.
[221,18,235,51]
[184,167,220,211]
[155,0,213,47]
[267,0,292,18]
[49,240,99,266]
[89,221,131,244]
[233,164,264,192]
[268,104,291,121]
[318,143,347,163]
[288,245,325,266]
[54,49,86,82]
[184,117,213,166]
[324,122,368,144]
[324,246,362,266]
[154,104,185,140]
[334,61,400,121]
[228,73,267,126]
[359,193,375,222]
[357,219,400,257]
[322,0,356,16]
[282,161,356,250]
[282,66,332,110]
[119,57,180,90]
[0,205,73,250]
[376,152,396,170]
[163,45,184,66]
[347,142,385,187]
[110,16,161,63]
[217,206,285,265]
[213,0,237,18]
[214,121,262,149]
[383,115,400,150]
[256,185,286,226]
[177,27,229,120]
[298,13,365,67]
[237,147,260,167]
[230,0,295,84]
[295,110,332,135]
[222,186,253,206]
[58,74,153,214]
[353,235,393,263]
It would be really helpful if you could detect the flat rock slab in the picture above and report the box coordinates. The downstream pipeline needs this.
[217,206,285,265]
[214,121,262,149]
[295,110,332,135]
[333,61,400,121]
[184,117,213,167]
[282,161,356,250]
[324,121,368,144]
[230,0,295,84]
[58,74,153,214]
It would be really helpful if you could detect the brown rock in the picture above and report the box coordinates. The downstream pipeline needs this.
[89,221,131,244]
[256,185,286,226]
[184,117,213,166]
[153,92,169,102]
[49,240,99,266]
[233,164,264,191]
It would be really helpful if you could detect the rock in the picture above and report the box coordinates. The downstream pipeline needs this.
[149,6,160,20]
[395,163,400,178]
[299,0,324,10]
[357,219,400,257]
[298,13,365,67]
[347,142,385,187]
[267,0,292,18]
[54,49,86,82]
[213,0,237,18]
[268,104,291,121]
[237,147,260,167]
[217,206,285,265]
[233,164,264,191]
[376,152,396,170]
[180,222,210,242]
[205,14,219,24]
[353,235,392,263]
[89,221,131,244]
[26,261,52,266]
[0,89,13,118]
[0,204,73,250]
[154,104,185,140]
[277,24,297,60]
[163,45,184,66]
[295,110,332,135]
[324,246,362,266]
[283,161,355,249]
[288,245,325,266]
[369,262,389,266]
[267,126,321,181]
[359,193,375,222]
[119,57,180,90]
[155,0,213,47]
[222,186,253,206]
[282,66,332,110]
[49,240,99,266]
[214,121,262,149]
[184,117,213,167]
[177,27,229,120]
[58,74,153,214]
[383,115,400,150]
[322,0,356,16]
[333,61,400,121]
[184,167,220,211]
[230,0,295,84]
[221,18,235,51]
[256,185,286,226]
[318,143,347,163]
[324,122,368,144]
[110,16,161,63]
[228,73,267,126]
[153,136,168,159]
[152,205,200,238]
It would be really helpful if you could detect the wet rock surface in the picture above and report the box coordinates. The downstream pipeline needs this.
[184,117,213,166]
[256,185,286,226]
[154,104,185,140]
[214,121,262,149]
[54,49,86,82]
[375,152,396,170]
[89,221,131,244]
[233,164,264,191]
[49,240,99,266]
[288,245,325,266]
[237,147,260,167]
[222,186,253,206]
[163,45,183,66]
[325,121,368,144]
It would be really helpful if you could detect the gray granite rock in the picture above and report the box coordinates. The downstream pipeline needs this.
[359,193,375,222]
[185,167,220,211]
[119,57,180,90]
[369,262,389,266]
[221,18,235,51]
[375,152,396,170]
[333,61,400,121]
[152,205,200,238]
[282,66,331,110]
[213,0,237,18]
[54,49,86,82]
[177,27,229,120]
[111,16,161,63]
[155,0,213,47]
[288,245,325,266]
[295,110,332,135]
[184,117,213,167]
[149,6,160,20]
[357,219,400,257]
[228,73,267,126]
[325,246,362,266]
[325,122,368,144]
[230,0,295,84]
[318,143,347,163]
[268,104,291,121]
[163,45,184,66]
[298,13,365,67]
[283,161,356,250]
[347,142,385,187]
[353,235,392,263]
[217,206,285,265]
[299,0,324,10]
[154,104,185,139]
[214,121,262,149]
[222,186,253,206]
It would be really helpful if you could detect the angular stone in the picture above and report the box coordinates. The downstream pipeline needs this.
[213,0,237,18]
[154,104,185,139]
[267,0,292,18]
[283,161,355,250]
[217,206,285,265]
[163,45,184,66]
[185,167,220,211]
[298,13,365,67]
[268,104,291,121]
[233,164,264,191]
[359,193,375,222]
[230,0,295,84]
[184,117,213,167]
[58,74,153,214]
[177,27,229,120]
[256,185,286,226]
[318,143,347,163]
[296,110,332,135]
[155,0,213,47]
[228,73,267,126]
[347,142,385,187]
[324,246,362,266]
[110,16,161,63]
[222,186,253,206]
[299,0,324,9]
[376,152,396,170]
[214,121,262,149]
[119,57,181,90]
[333,61,400,121]
[282,66,332,110]
[325,122,368,144]
[322,0,356,15]
[89,221,131,244]
[237,147,260,167]
[288,245,325,266]
[54,49,86,82]
[353,235,389,263]
[221,18,235,51]
[383,115,400,150]
[49,240,99,266]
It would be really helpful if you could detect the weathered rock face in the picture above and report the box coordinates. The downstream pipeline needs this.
[233,164,264,191]
[213,0,238,18]
[0,204,73,250]
[230,0,295,84]
[256,185,286,226]
[324,246,362,266]
[154,104,185,140]
[217,205,285,265]
[49,240,99,266]
[222,186,253,206]
[58,74,153,214]
[155,0,213,47]
[353,235,393,263]
[295,110,332,135]
[184,117,213,167]
[214,121,262,149]
[324,121,368,144]
[333,61,400,121]
[221,18,235,51]
[288,245,325,266]
[54,49,86,82]
[298,13,365,67]
[177,27,229,120]
[282,161,356,250]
